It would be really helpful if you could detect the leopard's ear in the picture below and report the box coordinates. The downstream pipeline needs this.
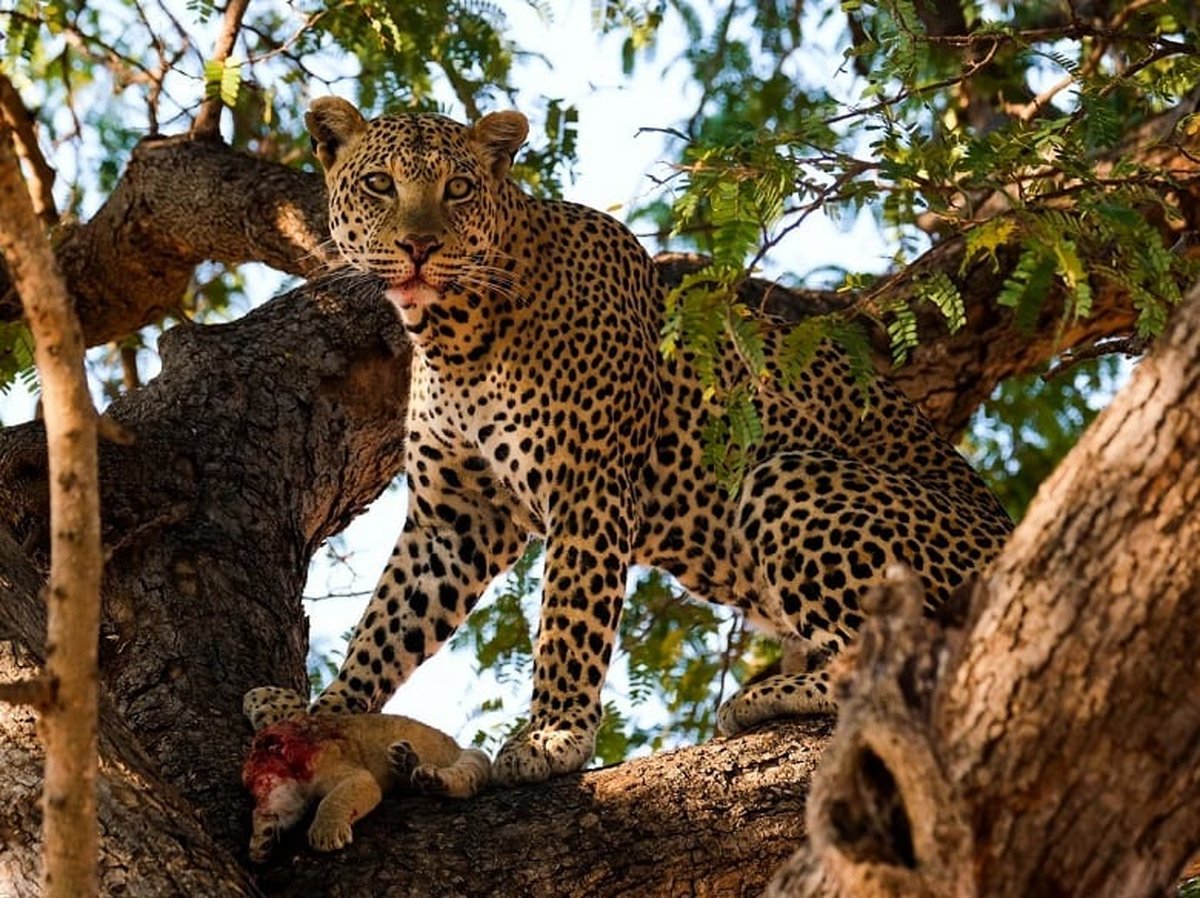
[305,97,368,171]
[470,110,528,179]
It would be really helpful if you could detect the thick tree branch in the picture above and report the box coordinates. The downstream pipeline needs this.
[0,136,329,346]
[0,529,260,898]
[258,718,831,897]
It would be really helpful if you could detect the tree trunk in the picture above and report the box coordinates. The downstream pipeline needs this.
[767,278,1200,897]
[0,528,258,898]
[0,277,411,850]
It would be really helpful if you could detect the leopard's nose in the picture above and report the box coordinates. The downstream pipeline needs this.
[399,235,442,264]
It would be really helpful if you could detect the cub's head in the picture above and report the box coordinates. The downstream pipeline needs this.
[306,97,528,312]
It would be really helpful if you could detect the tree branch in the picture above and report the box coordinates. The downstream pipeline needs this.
[0,676,52,708]
[0,119,102,898]
[0,74,57,226]
[254,718,832,897]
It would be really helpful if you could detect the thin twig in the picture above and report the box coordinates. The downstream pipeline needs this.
[822,39,1000,127]
[1043,335,1149,379]
[0,75,58,226]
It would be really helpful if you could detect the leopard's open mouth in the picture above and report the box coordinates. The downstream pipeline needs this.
[384,276,440,310]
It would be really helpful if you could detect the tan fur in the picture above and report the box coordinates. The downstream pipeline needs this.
[241,687,489,861]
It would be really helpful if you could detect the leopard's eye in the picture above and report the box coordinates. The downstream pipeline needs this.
[444,175,475,201]
[361,172,394,195]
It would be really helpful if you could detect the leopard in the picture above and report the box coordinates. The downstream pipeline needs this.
[241,685,489,861]
[295,96,1012,787]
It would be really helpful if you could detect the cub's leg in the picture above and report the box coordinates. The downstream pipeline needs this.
[492,487,636,786]
[308,767,382,853]
[409,747,492,798]
[312,463,524,715]
[718,450,1003,735]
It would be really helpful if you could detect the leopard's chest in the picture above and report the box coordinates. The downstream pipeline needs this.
[408,354,562,532]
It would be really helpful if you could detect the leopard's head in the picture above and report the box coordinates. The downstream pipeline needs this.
[306,97,528,315]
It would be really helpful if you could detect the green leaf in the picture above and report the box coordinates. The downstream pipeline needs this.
[726,304,767,379]
[1079,87,1120,151]
[998,247,1055,333]
[778,318,826,386]
[0,321,37,397]
[961,218,1017,274]
[917,271,965,333]
[203,58,242,108]
[825,318,875,413]
[884,300,919,366]
[1050,238,1092,319]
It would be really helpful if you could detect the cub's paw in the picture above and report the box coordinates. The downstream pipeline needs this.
[308,817,353,854]
[492,725,594,786]
[716,673,837,736]
[413,749,491,798]
[411,763,451,795]
[243,686,308,731]
[388,740,421,780]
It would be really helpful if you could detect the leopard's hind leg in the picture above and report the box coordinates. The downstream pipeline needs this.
[719,449,1002,735]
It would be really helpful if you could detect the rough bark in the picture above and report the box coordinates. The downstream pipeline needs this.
[768,277,1200,897]
[0,136,330,346]
[0,528,259,898]
[253,719,830,898]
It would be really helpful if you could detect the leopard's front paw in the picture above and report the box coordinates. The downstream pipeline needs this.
[308,817,354,853]
[309,688,370,715]
[243,686,308,731]
[491,724,595,786]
